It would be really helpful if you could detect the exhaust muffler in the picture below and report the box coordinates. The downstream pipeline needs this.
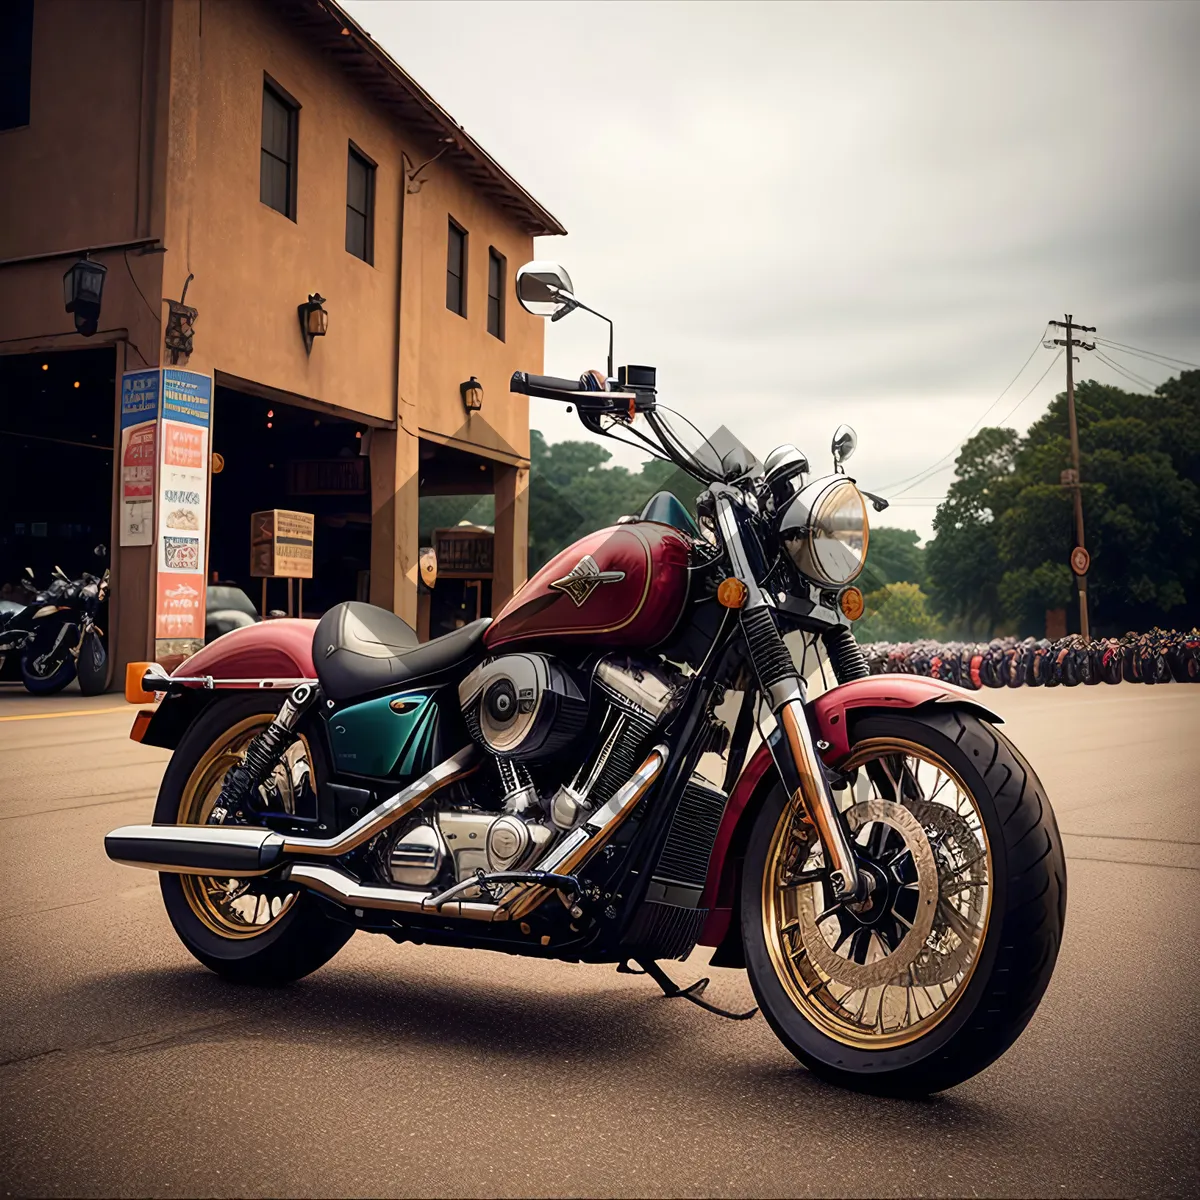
[105,825,285,875]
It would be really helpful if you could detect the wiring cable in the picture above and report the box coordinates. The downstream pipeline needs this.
[875,324,1050,495]
[888,349,1063,499]
[1093,337,1199,371]
[124,250,160,324]
[1093,350,1160,393]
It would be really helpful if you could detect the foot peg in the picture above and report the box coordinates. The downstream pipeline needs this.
[630,958,758,1021]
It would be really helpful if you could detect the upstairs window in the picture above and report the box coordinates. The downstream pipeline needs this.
[446,218,467,316]
[345,144,375,263]
[260,78,298,220]
[487,248,506,341]
[0,0,34,131]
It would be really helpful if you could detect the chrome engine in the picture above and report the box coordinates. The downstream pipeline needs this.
[383,654,679,887]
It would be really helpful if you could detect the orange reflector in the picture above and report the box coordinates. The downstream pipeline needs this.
[125,661,156,704]
[839,586,865,621]
[130,709,154,743]
[717,577,748,609]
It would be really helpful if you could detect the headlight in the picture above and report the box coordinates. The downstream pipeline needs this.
[778,476,869,587]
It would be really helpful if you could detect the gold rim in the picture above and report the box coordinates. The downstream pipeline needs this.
[762,737,993,1049]
[176,714,308,939]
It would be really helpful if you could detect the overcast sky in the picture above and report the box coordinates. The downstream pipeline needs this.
[344,0,1199,540]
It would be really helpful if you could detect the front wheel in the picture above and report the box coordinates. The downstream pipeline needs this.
[21,625,77,694]
[741,709,1065,1095]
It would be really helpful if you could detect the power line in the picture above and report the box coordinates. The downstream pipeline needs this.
[873,324,1051,492]
[1093,336,1199,371]
[889,348,1063,499]
[1094,349,1159,392]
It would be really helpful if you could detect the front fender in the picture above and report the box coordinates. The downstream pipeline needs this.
[697,676,1001,951]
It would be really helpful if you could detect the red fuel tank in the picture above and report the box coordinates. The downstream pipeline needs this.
[485,522,691,651]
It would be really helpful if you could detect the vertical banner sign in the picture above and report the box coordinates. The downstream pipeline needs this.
[118,370,159,546]
[155,369,212,645]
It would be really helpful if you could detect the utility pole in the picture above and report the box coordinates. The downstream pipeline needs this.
[1048,315,1096,638]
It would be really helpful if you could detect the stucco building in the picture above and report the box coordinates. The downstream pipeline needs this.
[0,0,563,680]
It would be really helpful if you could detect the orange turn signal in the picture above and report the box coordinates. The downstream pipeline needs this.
[717,577,748,609]
[129,709,154,743]
[839,586,865,621]
[125,661,156,704]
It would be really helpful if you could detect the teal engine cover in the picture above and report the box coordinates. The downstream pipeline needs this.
[329,689,441,778]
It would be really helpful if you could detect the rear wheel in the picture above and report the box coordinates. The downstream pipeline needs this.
[742,709,1065,1095]
[154,692,353,984]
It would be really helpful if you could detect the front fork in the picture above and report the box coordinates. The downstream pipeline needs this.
[715,492,866,901]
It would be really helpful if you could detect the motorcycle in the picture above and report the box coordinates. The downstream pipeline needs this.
[105,262,1065,1095]
[0,548,110,695]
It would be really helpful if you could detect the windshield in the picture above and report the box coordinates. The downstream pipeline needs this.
[645,406,760,483]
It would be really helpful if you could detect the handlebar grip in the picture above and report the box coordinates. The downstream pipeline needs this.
[510,371,585,394]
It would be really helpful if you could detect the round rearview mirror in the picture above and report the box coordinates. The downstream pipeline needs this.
[831,424,858,467]
[515,261,575,318]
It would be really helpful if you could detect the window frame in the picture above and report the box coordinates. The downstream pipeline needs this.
[260,74,299,221]
[487,247,506,342]
[345,140,376,264]
[446,217,468,318]
[0,0,34,132]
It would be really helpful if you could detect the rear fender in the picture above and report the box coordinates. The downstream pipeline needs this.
[697,676,1001,955]
[132,619,318,750]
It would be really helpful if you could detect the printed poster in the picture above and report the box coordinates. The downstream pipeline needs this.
[155,369,212,641]
[118,370,159,546]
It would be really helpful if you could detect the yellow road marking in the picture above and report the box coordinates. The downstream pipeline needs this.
[0,705,130,722]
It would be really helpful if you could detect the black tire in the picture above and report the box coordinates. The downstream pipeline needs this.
[21,628,77,695]
[741,708,1066,1095]
[154,691,353,985]
[76,631,108,695]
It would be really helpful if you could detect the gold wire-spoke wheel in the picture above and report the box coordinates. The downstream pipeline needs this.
[176,714,310,940]
[762,737,993,1050]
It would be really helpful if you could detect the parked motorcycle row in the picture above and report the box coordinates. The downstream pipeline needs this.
[0,547,109,695]
[860,629,1200,688]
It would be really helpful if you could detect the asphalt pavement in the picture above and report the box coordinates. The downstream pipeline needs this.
[0,681,1197,1198]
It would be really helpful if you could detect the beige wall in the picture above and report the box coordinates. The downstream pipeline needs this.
[161,0,543,447]
[1,0,548,669]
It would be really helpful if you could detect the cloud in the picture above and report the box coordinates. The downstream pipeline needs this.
[344,0,1200,538]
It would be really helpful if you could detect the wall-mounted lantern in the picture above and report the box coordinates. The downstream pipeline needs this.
[63,255,108,337]
[459,375,483,412]
[298,293,328,354]
[163,272,198,365]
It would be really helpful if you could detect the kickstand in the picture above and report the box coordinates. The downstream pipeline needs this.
[631,958,758,1021]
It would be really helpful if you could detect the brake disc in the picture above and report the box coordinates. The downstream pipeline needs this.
[903,797,989,986]
[797,800,939,990]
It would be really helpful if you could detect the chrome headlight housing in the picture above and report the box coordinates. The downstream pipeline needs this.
[778,476,869,587]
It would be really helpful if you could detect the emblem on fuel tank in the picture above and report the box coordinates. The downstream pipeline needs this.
[548,555,626,607]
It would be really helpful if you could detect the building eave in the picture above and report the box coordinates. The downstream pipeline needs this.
[271,0,568,238]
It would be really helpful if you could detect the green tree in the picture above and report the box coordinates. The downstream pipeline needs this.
[527,429,695,571]
[860,526,927,591]
[926,371,1200,636]
[855,581,942,643]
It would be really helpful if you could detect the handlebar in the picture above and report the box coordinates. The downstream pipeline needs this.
[509,370,654,415]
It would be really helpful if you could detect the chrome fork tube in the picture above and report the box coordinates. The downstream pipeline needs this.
[771,682,863,900]
[714,490,865,901]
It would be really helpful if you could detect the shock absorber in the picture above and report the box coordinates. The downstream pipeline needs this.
[209,683,318,824]
[823,625,870,683]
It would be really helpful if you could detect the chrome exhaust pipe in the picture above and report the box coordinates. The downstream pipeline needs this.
[104,825,286,876]
[105,746,477,876]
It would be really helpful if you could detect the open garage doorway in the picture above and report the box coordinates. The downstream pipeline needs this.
[417,438,497,641]
[209,385,372,619]
[0,347,115,599]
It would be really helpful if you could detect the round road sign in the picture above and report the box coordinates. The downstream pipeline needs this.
[1070,546,1090,576]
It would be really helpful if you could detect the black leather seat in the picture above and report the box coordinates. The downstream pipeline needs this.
[313,601,490,701]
